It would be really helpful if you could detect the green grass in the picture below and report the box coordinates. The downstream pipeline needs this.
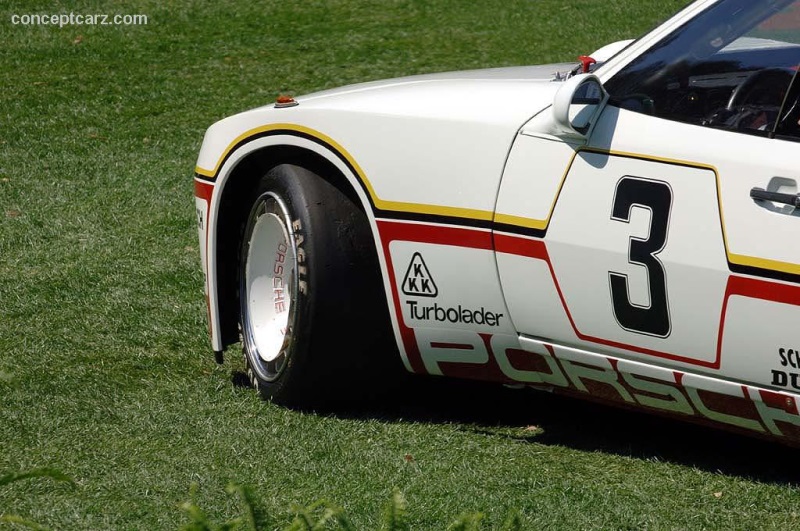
[3,0,800,528]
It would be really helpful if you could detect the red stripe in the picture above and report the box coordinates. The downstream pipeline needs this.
[378,220,492,250]
[716,275,800,372]
[497,231,721,368]
[194,180,215,338]
[194,179,214,202]
[376,220,491,374]
[494,233,548,259]
[379,221,800,373]
[725,274,800,306]
[760,389,799,414]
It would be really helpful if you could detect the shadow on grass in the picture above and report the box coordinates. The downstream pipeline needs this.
[231,369,800,485]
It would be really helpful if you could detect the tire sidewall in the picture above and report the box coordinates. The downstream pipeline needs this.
[239,166,315,402]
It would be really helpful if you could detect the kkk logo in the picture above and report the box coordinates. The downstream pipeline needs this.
[402,252,438,297]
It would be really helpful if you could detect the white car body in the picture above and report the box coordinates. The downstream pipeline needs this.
[195,0,800,444]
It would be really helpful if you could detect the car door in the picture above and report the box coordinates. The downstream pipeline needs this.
[494,0,800,392]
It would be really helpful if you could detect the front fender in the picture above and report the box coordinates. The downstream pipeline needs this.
[194,73,562,358]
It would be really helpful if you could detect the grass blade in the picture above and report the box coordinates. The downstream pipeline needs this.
[381,489,409,531]
[0,514,52,531]
[0,468,74,488]
[447,513,484,531]
[226,482,261,531]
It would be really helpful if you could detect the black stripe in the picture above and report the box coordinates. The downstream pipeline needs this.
[491,222,548,239]
[281,129,379,211]
[198,132,800,284]
[583,149,800,285]
[375,209,494,230]
[729,262,800,285]
[194,173,216,183]
[194,128,379,211]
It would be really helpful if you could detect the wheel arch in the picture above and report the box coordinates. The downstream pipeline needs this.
[207,139,379,352]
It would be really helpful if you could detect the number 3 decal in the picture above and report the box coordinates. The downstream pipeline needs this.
[609,177,673,338]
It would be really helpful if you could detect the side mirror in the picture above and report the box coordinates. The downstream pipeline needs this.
[552,74,608,138]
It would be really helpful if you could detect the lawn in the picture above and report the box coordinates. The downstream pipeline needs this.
[2,0,800,528]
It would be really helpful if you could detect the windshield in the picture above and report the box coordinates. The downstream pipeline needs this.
[605,0,800,138]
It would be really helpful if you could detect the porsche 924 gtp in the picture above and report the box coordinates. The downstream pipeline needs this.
[195,0,800,445]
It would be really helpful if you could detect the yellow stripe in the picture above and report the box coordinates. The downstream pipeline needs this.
[495,146,800,279]
[195,123,345,178]
[195,123,494,222]
[585,149,800,278]
[580,147,719,172]
[729,254,800,277]
[199,129,798,278]
[493,149,579,231]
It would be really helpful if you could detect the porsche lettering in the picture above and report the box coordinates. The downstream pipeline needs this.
[273,242,288,313]
[418,330,799,438]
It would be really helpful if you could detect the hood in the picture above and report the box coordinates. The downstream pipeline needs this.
[300,62,576,101]
[196,63,573,176]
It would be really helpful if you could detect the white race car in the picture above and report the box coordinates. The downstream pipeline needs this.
[195,0,800,445]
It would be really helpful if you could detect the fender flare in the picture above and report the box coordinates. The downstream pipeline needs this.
[194,125,411,369]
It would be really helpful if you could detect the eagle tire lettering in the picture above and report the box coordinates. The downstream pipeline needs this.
[292,219,308,295]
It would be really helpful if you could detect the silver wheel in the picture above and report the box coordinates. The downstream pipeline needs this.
[237,164,399,406]
[240,192,298,383]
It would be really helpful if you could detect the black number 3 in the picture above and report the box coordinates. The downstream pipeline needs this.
[609,177,672,338]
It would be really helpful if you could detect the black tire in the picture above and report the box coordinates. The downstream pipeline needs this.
[238,164,397,407]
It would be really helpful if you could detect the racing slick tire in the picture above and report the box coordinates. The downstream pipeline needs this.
[238,163,396,407]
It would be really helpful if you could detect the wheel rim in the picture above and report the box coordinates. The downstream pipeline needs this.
[241,192,298,382]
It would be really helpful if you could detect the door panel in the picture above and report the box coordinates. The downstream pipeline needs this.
[544,151,728,366]
[495,105,800,390]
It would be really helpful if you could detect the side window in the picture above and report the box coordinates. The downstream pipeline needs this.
[605,0,800,140]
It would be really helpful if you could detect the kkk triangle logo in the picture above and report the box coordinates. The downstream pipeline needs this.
[402,252,438,297]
